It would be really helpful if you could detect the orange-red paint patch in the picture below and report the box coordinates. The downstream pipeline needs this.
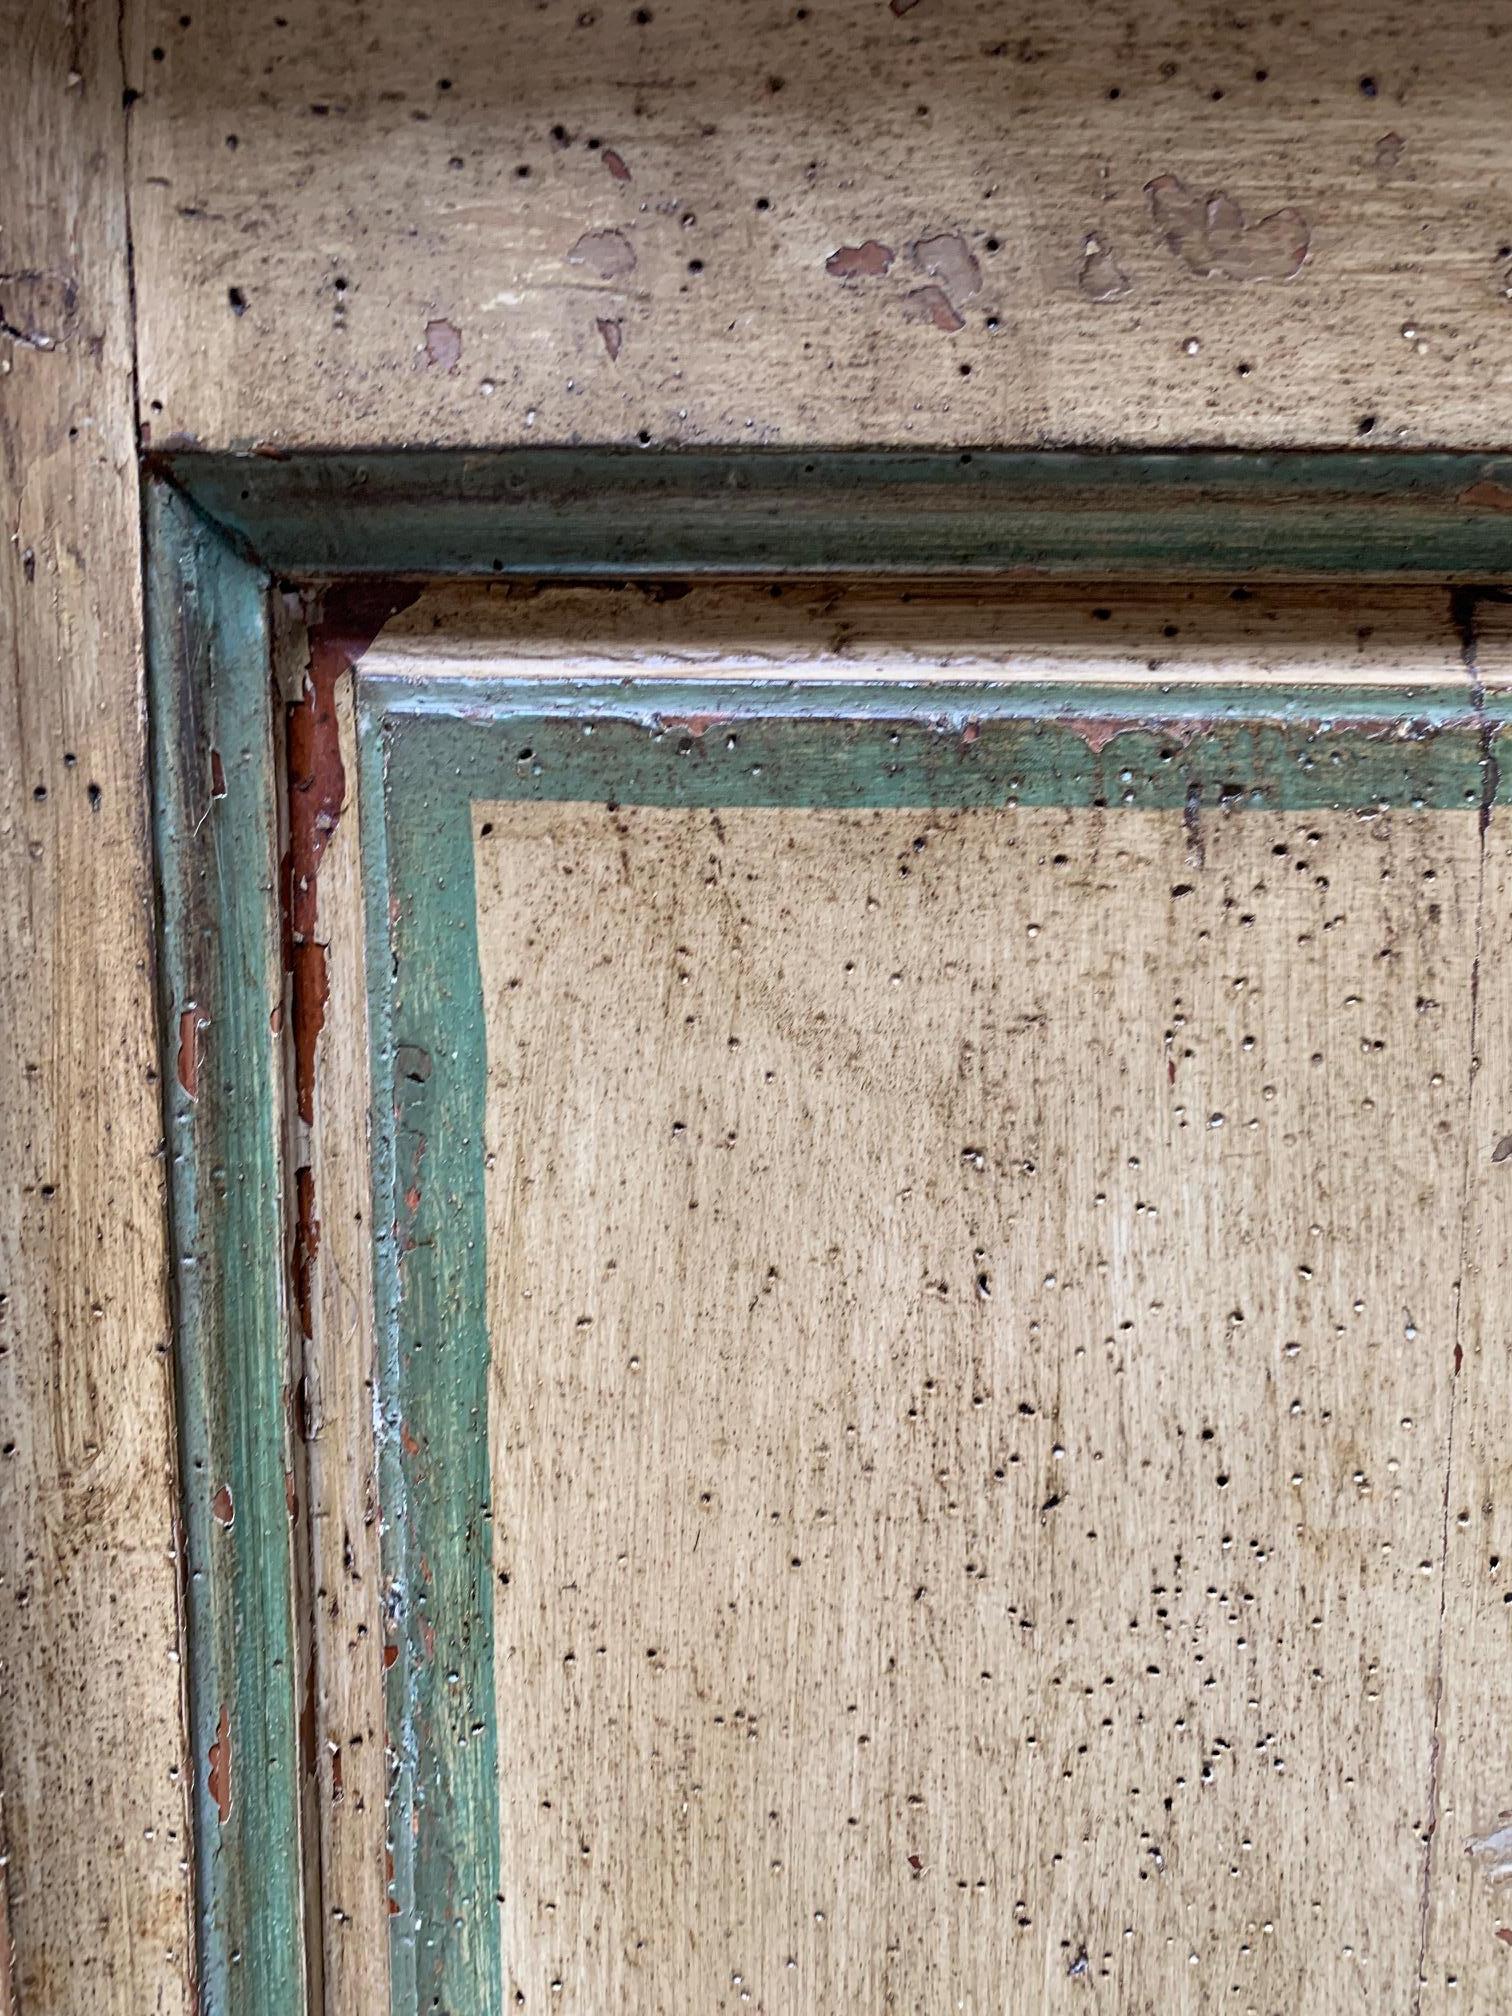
[208,1703,232,1824]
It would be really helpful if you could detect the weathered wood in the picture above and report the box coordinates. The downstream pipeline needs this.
[0,11,193,2014]
[159,447,1512,583]
[331,608,1503,2007]
[145,485,306,2016]
[287,595,412,2016]
[127,0,1512,454]
[1419,811,1512,1998]
[469,794,1476,2012]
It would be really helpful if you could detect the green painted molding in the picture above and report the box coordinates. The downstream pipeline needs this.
[154,447,1512,582]
[146,482,308,2016]
[358,702,500,2016]
[142,445,1512,2016]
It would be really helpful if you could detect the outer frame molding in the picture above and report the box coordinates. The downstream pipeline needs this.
[143,448,1512,2016]
[146,483,306,2016]
[156,446,1512,582]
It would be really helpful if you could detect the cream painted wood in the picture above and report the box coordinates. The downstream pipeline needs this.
[463,794,1477,2012]
[126,0,1512,454]
[0,6,192,2012]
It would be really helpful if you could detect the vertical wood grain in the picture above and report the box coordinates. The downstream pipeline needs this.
[473,796,1478,2012]
[0,8,193,2014]
[293,636,391,2016]
[146,486,307,2016]
[1418,812,1512,2009]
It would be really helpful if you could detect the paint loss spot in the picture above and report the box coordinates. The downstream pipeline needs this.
[422,318,462,371]
[596,316,623,361]
[901,285,964,333]
[911,232,980,305]
[1078,232,1130,302]
[1468,1819,1512,1885]
[567,229,637,281]
[601,147,631,182]
[825,240,896,280]
[211,1482,235,1527]
[208,1704,232,1824]
[177,1006,209,1100]
[1373,131,1410,180]
[0,267,79,350]
[1146,173,1311,282]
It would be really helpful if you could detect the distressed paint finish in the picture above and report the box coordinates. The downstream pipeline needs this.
[358,703,499,2016]
[0,9,194,2014]
[160,447,1512,584]
[473,796,1471,2011]
[347,662,1508,2009]
[287,630,394,2016]
[146,486,307,2016]
[125,0,1512,452]
[1420,811,1512,2000]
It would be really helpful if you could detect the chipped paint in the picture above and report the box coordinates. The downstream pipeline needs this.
[911,231,980,304]
[292,1163,320,1340]
[601,147,631,183]
[1078,232,1130,302]
[207,1704,232,1824]
[421,317,462,372]
[1146,173,1311,283]
[286,583,420,1128]
[1459,479,1512,513]
[211,1483,235,1527]
[176,1005,209,1099]
[825,240,896,280]
[596,316,623,361]
[901,285,964,332]
[1468,1819,1512,1885]
[567,229,636,281]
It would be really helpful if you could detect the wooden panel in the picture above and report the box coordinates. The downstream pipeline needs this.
[303,609,1510,2010]
[472,798,1472,2012]
[0,8,193,2014]
[127,0,1512,453]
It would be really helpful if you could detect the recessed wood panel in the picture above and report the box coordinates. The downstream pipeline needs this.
[470,797,1470,2011]
[246,576,1512,2015]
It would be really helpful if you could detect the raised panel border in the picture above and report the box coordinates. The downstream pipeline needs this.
[144,449,1512,2016]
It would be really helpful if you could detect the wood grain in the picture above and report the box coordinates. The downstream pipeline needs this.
[0,8,192,2014]
[127,0,1512,452]
[372,577,1471,688]
[1418,811,1512,2007]
[471,793,1478,2012]
[295,655,390,2016]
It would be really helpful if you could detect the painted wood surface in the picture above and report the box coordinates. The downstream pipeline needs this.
[0,10,193,2014]
[159,448,1512,583]
[309,615,1512,2011]
[146,487,307,2016]
[472,796,1471,2012]
[126,0,1512,453]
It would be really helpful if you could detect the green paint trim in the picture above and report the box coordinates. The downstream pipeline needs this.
[352,664,1505,2008]
[358,704,500,2015]
[143,438,1512,2016]
[157,447,1512,582]
[146,484,308,2016]
[367,676,1509,816]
